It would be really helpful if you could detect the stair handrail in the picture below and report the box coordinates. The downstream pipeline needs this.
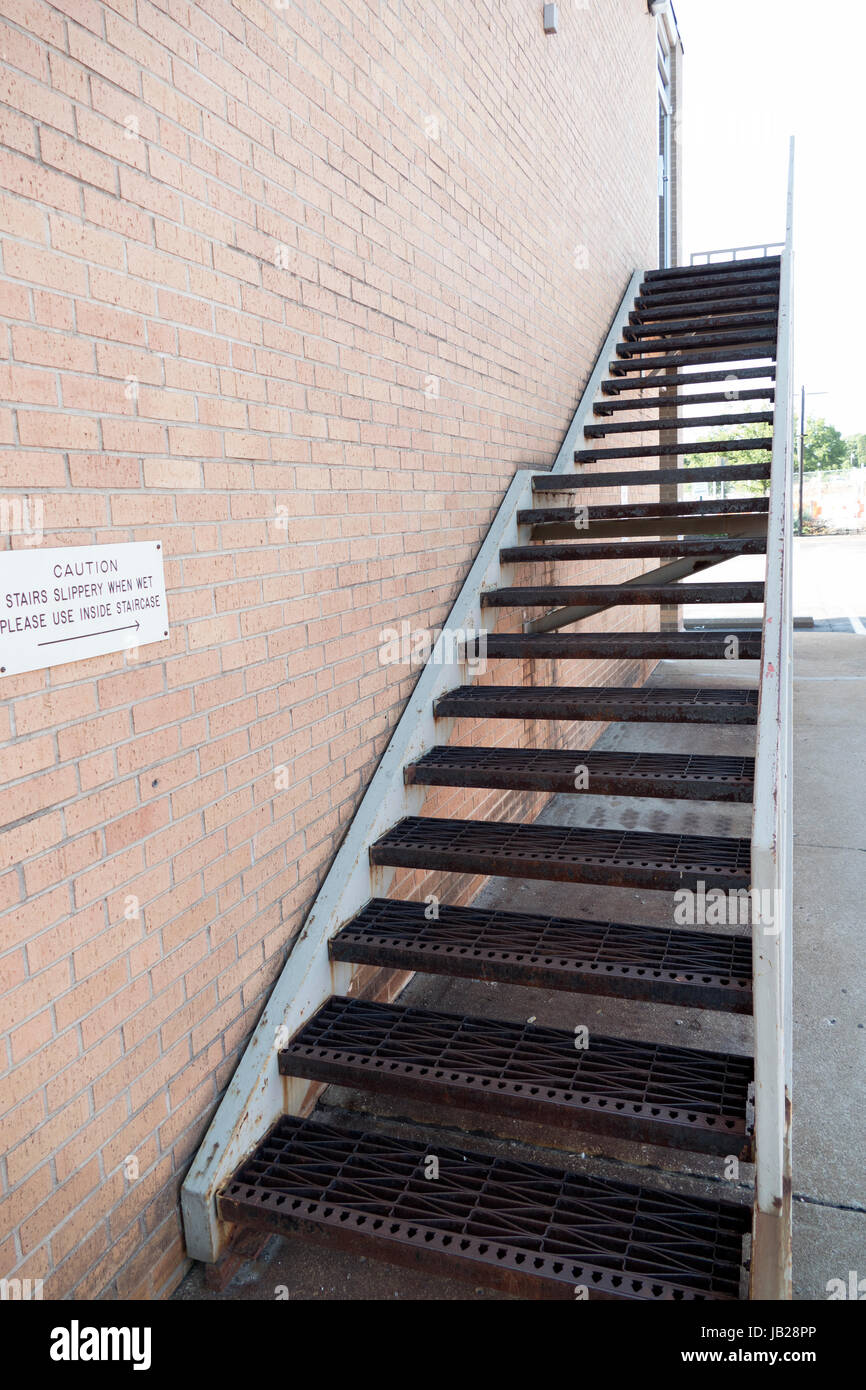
[749,137,795,1300]
[689,242,785,265]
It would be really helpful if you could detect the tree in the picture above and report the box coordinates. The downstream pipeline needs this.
[681,415,851,497]
[682,419,773,496]
[845,433,866,469]
[800,417,847,473]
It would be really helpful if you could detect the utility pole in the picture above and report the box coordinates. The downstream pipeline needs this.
[798,385,805,536]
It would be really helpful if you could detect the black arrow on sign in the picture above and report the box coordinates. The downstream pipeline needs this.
[37,620,141,648]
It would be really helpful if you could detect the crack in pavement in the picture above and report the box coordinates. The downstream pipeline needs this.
[792,1193,866,1215]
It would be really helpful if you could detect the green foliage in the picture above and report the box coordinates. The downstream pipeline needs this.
[845,433,866,469]
[800,417,848,473]
[682,419,772,495]
[681,416,855,497]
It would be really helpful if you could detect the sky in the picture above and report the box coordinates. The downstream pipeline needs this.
[671,0,865,436]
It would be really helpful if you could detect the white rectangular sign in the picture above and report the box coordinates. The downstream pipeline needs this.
[0,541,169,677]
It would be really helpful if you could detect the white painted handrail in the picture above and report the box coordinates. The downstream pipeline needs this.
[181,274,641,1263]
[690,242,784,265]
[749,138,795,1300]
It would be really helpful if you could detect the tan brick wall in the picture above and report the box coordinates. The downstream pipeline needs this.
[0,0,658,1298]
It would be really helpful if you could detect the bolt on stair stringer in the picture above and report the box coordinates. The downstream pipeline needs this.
[180,272,645,1266]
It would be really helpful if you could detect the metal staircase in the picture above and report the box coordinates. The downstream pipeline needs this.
[182,153,795,1302]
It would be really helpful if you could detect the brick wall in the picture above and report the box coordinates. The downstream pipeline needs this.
[0,0,658,1298]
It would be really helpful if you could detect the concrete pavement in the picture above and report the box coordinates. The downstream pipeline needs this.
[681,534,866,631]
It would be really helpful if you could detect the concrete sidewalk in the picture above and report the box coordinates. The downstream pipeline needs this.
[681,534,866,632]
[175,634,866,1302]
[788,634,866,1297]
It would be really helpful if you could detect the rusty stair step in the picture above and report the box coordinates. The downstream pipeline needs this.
[637,272,780,299]
[501,537,767,563]
[370,814,752,891]
[617,328,777,357]
[535,463,770,489]
[525,517,768,541]
[602,365,776,394]
[529,518,768,541]
[521,498,769,524]
[636,278,780,306]
[218,1114,751,1300]
[583,411,773,437]
[630,295,779,322]
[434,682,760,725]
[330,898,754,1012]
[594,388,775,415]
[644,253,780,278]
[638,274,779,297]
[482,581,764,607]
[278,996,755,1159]
[573,439,772,463]
[624,313,777,340]
[406,745,755,802]
[609,346,776,375]
[477,631,762,660]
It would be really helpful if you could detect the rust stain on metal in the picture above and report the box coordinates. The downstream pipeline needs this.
[278,996,754,1157]
[218,1116,751,1301]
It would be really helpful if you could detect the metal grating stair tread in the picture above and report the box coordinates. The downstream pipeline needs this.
[638,271,778,292]
[278,997,754,1157]
[406,745,755,801]
[521,497,770,523]
[582,412,773,436]
[609,345,776,374]
[573,439,772,462]
[533,463,770,489]
[643,255,780,279]
[637,280,780,306]
[621,320,778,346]
[370,815,752,891]
[630,295,779,321]
[433,683,760,724]
[479,632,762,660]
[602,365,776,394]
[616,332,777,354]
[500,537,768,562]
[594,389,775,414]
[483,582,765,606]
[218,1115,751,1300]
[331,898,753,1012]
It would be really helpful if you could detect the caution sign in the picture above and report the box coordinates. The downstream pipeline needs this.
[0,541,169,677]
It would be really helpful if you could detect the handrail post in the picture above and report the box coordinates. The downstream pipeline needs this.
[749,136,795,1301]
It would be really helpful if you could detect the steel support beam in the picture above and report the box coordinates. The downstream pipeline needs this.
[525,555,724,632]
